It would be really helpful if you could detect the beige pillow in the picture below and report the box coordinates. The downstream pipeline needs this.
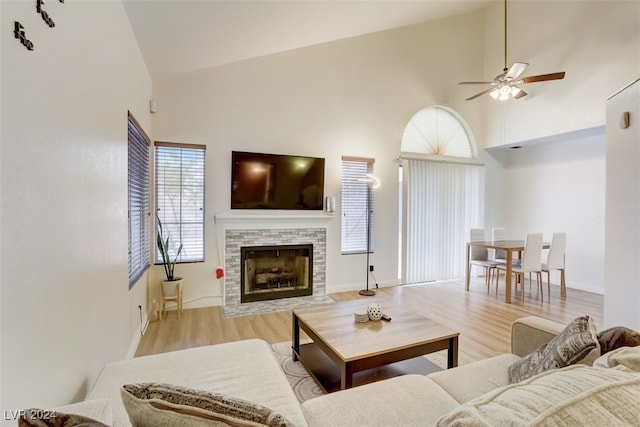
[18,408,109,427]
[121,383,293,427]
[508,315,600,383]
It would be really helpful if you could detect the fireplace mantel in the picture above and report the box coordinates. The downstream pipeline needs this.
[215,211,334,230]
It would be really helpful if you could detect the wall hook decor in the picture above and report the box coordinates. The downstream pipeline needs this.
[14,22,34,51]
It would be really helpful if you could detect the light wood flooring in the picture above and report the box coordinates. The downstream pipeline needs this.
[135,277,603,366]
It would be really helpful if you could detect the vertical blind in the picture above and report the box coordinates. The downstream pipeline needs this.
[404,158,483,283]
[127,113,150,287]
[341,157,375,255]
[155,142,206,263]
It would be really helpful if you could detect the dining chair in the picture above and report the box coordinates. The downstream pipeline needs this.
[491,227,508,263]
[496,233,544,302]
[542,232,567,298]
[469,228,501,293]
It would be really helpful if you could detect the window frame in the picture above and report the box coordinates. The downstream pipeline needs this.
[154,141,206,264]
[341,156,376,255]
[127,112,151,288]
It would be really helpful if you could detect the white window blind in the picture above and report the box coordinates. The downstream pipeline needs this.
[341,157,375,255]
[155,142,206,263]
[128,113,150,287]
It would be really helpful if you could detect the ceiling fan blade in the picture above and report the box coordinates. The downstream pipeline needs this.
[465,88,493,101]
[458,81,495,85]
[522,72,566,83]
[505,62,529,80]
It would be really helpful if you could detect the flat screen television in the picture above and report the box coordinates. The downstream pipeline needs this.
[231,151,325,210]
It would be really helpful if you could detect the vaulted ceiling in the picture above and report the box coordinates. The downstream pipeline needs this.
[123,0,492,82]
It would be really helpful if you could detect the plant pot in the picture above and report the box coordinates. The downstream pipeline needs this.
[161,277,183,297]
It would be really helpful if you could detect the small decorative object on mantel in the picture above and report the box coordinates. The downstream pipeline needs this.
[367,303,383,321]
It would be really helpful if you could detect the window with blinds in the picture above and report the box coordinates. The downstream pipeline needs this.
[341,157,375,255]
[155,142,206,263]
[128,113,150,288]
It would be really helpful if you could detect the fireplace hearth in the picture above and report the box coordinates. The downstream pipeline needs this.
[241,244,313,303]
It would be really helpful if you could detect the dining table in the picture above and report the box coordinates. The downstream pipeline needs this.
[465,240,550,303]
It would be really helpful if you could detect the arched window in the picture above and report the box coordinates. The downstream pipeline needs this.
[401,105,477,158]
[399,106,483,284]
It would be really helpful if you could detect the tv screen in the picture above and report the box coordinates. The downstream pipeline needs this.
[231,151,325,210]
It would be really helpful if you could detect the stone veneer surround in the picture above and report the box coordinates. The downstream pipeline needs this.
[224,228,327,308]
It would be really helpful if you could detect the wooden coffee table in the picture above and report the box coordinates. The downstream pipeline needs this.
[292,300,459,392]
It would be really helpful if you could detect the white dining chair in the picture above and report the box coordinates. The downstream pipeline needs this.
[469,228,501,293]
[496,233,544,302]
[542,232,567,299]
[491,227,508,263]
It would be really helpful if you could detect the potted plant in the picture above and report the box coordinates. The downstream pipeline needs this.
[156,215,183,297]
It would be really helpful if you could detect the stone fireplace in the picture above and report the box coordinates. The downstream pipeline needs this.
[222,224,328,316]
[241,244,313,303]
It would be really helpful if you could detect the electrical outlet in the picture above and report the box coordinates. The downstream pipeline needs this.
[369,265,374,272]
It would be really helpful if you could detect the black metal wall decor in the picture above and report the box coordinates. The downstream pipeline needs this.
[14,22,34,50]
[13,0,65,51]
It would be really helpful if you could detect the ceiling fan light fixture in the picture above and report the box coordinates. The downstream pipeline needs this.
[490,88,500,100]
[510,86,522,97]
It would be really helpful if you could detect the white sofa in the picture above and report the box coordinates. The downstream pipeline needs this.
[57,316,640,426]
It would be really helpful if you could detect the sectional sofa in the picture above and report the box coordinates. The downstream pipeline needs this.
[28,315,640,426]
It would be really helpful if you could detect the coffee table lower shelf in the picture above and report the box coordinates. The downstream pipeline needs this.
[294,342,442,393]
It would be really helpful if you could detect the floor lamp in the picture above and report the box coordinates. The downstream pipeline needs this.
[359,174,380,296]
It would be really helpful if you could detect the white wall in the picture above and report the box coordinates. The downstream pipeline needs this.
[0,0,151,413]
[604,79,640,330]
[489,129,606,294]
[149,12,486,302]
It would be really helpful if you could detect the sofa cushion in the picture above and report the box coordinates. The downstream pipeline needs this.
[508,315,600,383]
[436,365,640,426]
[86,339,307,427]
[18,408,109,427]
[121,383,292,427]
[427,354,520,404]
[597,326,640,354]
[302,374,458,427]
[54,399,113,426]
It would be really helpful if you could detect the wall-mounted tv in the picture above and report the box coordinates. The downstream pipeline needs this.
[231,151,325,210]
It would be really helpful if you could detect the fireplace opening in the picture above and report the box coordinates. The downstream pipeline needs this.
[241,244,313,303]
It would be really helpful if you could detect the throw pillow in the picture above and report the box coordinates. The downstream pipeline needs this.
[508,315,600,383]
[121,383,293,427]
[18,408,109,427]
[598,326,640,354]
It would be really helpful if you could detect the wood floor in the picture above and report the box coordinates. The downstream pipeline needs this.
[135,277,603,366]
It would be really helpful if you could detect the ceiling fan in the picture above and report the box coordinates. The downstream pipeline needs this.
[459,0,566,101]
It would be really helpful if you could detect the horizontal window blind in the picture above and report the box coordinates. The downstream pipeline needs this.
[155,142,206,263]
[128,113,150,287]
[341,157,375,255]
